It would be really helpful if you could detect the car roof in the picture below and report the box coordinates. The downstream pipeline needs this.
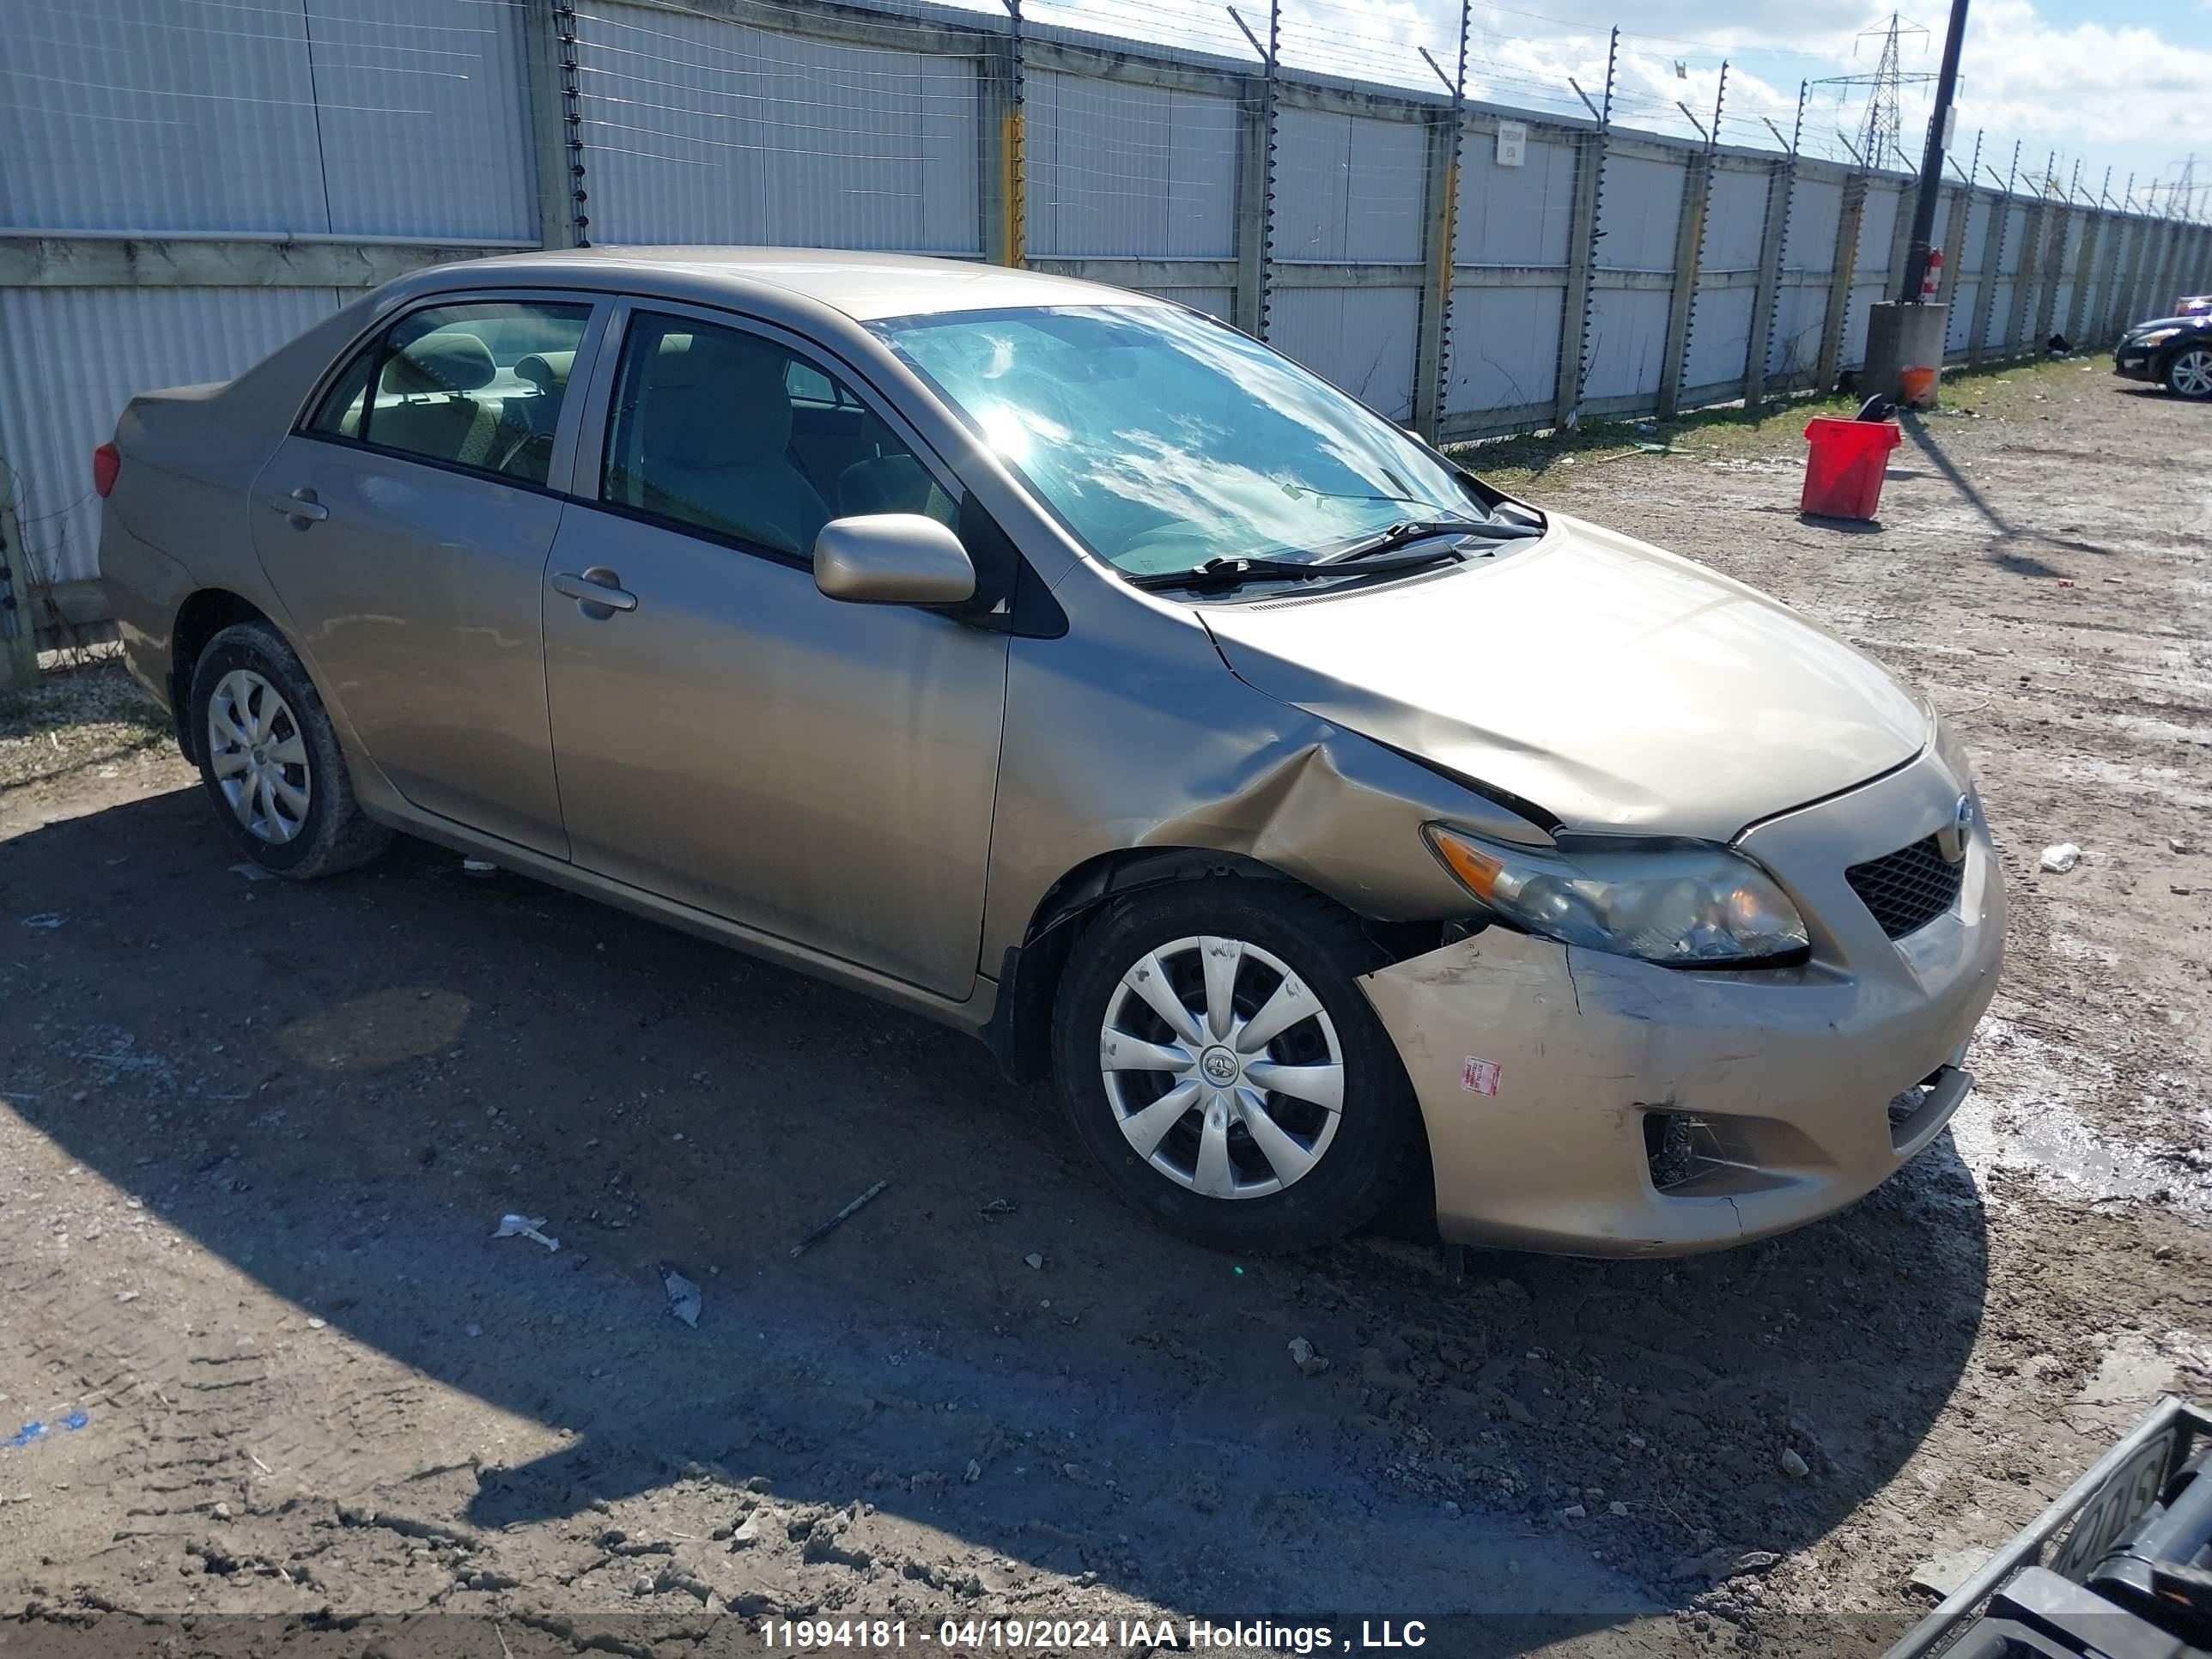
[447,246,1171,324]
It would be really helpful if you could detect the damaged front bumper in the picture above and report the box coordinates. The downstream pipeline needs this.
[1358,750,2005,1255]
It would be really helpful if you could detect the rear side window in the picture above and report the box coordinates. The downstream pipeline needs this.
[600,312,954,561]
[302,299,590,486]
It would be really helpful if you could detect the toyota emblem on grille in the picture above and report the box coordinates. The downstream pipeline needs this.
[1936,793,1973,864]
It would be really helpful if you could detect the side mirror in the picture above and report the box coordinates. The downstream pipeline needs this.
[812,514,977,607]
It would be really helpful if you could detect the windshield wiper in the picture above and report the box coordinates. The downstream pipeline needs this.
[1318,517,1543,564]
[1127,556,1346,592]
[1127,544,1477,593]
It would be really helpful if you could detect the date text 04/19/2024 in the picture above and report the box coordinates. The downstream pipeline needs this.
[755,1620,1431,1650]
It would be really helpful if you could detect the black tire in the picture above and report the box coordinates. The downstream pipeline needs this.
[187,620,391,879]
[2166,345,2212,401]
[1049,877,1422,1254]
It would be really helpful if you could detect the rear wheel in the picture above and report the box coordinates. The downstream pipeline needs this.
[2167,346,2212,400]
[188,621,390,878]
[1050,878,1420,1253]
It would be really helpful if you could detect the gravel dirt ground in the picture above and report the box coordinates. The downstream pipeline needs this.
[1,357,2208,1659]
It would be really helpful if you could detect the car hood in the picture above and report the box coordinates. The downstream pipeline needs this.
[2125,315,2208,337]
[1198,511,1929,842]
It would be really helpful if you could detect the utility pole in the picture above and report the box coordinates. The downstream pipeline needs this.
[1898,0,1966,304]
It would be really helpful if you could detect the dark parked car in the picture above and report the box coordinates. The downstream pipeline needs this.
[2115,311,2212,398]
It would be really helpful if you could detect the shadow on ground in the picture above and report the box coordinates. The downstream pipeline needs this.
[0,787,1991,1631]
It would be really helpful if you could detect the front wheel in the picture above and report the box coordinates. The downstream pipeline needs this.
[2167,346,2212,400]
[188,620,391,878]
[1049,878,1422,1254]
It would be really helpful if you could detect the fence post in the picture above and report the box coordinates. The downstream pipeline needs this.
[2064,204,2101,345]
[1656,150,1713,418]
[523,0,586,248]
[1552,27,1613,429]
[1412,108,1462,440]
[1231,2,1279,338]
[1411,2,1468,441]
[2005,196,2047,360]
[1742,155,1793,406]
[1814,169,1869,394]
[2087,208,2122,343]
[2031,163,2068,349]
[1929,185,1968,365]
[978,6,1025,267]
[1967,198,2002,367]
[1656,64,1723,419]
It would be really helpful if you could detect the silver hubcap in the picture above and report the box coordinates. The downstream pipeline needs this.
[2174,349,2212,397]
[1098,935,1344,1200]
[207,669,311,845]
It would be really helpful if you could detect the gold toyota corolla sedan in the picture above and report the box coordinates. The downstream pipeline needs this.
[97,248,2003,1256]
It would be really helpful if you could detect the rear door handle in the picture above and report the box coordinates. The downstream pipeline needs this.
[265,488,328,524]
[551,568,638,615]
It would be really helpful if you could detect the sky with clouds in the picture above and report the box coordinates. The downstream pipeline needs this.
[1023,0,2211,212]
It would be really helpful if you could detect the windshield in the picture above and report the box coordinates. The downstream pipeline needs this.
[866,304,1492,576]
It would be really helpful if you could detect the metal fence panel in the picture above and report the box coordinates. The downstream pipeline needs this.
[3,0,332,234]
[1027,71,1238,258]
[1270,285,1422,419]
[0,0,529,240]
[1445,283,1563,413]
[1272,106,1427,264]
[1455,132,1575,266]
[1997,203,2030,275]
[1583,287,1672,401]
[306,0,536,241]
[1595,152,1686,270]
[1703,164,1768,271]
[573,1,981,252]
[0,285,361,586]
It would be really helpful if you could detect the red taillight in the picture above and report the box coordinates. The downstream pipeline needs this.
[92,442,121,498]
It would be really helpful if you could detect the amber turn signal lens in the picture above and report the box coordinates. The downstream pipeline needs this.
[1428,827,1504,902]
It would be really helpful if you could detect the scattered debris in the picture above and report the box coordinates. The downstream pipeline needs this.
[979,1197,1018,1218]
[462,858,497,878]
[790,1178,890,1259]
[229,864,276,883]
[1287,1337,1331,1377]
[20,913,63,929]
[493,1213,561,1252]
[2173,837,2193,855]
[729,1512,763,1549]
[1560,1503,1587,1519]
[1023,1252,1044,1271]
[2039,843,2082,873]
[963,1459,983,1484]
[660,1267,702,1329]
[1778,1447,1810,1480]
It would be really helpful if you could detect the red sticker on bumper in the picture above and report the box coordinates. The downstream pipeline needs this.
[1462,1057,1502,1096]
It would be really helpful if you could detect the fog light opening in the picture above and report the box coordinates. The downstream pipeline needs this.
[1644,1109,1723,1192]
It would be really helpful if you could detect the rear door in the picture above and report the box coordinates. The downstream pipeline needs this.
[251,293,605,856]
[539,301,1008,997]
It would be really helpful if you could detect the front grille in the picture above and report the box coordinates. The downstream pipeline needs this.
[1845,835,1964,939]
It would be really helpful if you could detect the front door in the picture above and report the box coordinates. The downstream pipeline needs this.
[250,294,599,857]
[540,306,1008,998]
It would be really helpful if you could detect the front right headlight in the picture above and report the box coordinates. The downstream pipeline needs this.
[1425,824,1809,967]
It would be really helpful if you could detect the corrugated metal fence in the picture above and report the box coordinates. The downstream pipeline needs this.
[3,0,2207,610]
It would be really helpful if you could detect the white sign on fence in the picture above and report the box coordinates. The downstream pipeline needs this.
[1497,121,1528,167]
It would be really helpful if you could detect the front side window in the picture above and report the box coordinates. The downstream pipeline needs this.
[868,304,1495,577]
[600,312,953,560]
[304,299,590,486]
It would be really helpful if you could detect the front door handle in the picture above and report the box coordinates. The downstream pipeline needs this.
[265,488,329,525]
[551,568,638,616]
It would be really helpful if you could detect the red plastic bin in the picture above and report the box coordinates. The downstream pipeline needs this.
[1801,416,1901,520]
